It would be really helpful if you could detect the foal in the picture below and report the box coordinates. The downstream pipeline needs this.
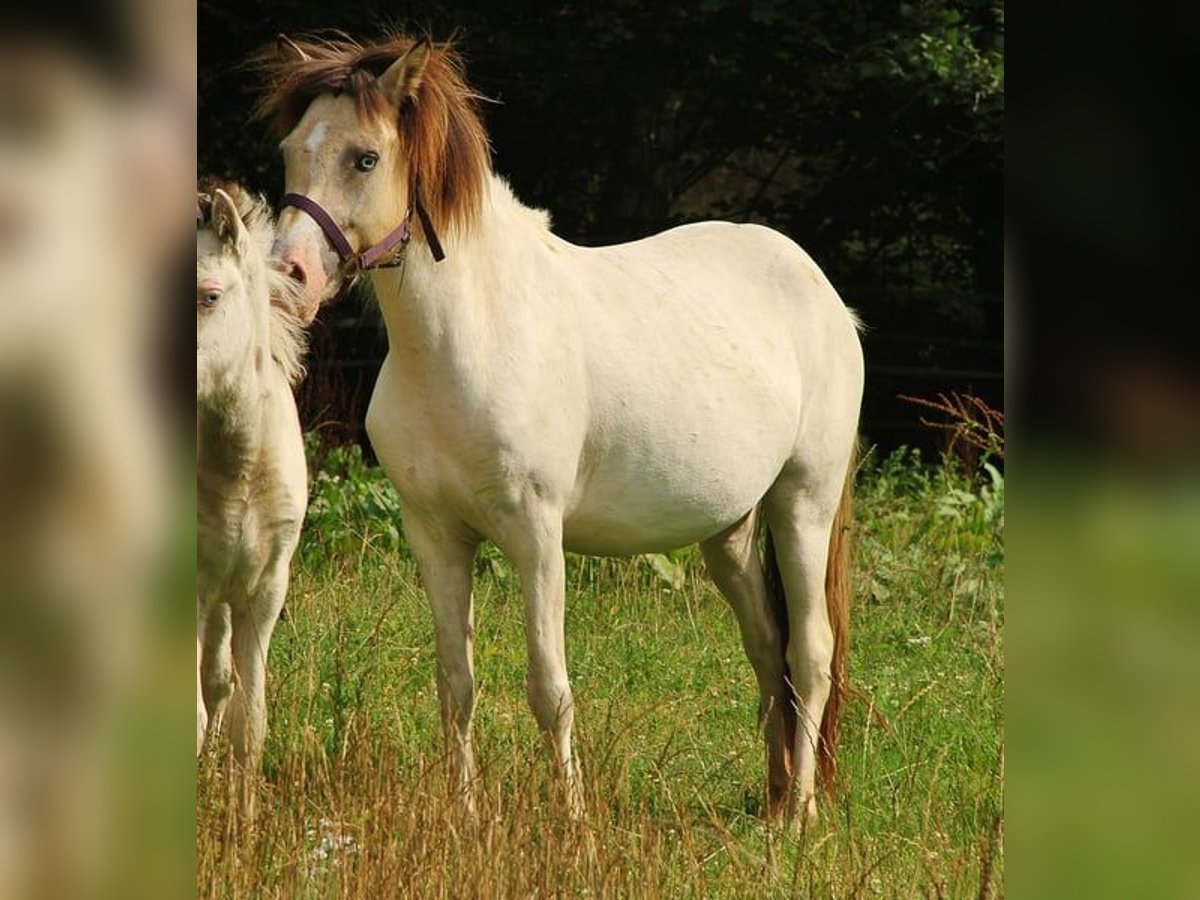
[196,183,307,771]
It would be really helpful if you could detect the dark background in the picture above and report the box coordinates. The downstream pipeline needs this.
[199,0,1004,456]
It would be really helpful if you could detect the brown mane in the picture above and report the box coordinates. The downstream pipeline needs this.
[251,32,492,238]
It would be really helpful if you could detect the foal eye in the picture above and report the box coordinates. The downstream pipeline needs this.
[198,289,222,308]
[355,152,379,172]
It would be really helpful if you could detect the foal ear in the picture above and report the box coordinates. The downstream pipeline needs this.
[378,40,432,106]
[211,189,249,257]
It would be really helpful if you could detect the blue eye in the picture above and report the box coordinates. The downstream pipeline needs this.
[355,152,379,172]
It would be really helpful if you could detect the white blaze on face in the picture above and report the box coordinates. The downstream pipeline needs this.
[279,117,333,253]
[304,120,328,154]
[273,107,353,318]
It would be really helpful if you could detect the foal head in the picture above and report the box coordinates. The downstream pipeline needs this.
[199,184,276,400]
[254,33,491,317]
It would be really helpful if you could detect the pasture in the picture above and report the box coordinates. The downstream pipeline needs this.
[197,441,1003,898]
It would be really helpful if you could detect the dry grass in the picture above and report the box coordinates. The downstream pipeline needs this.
[898,392,1004,469]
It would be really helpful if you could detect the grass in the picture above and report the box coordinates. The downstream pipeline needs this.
[197,445,1003,898]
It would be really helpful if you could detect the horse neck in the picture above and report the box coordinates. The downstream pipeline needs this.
[371,176,549,356]
[197,286,275,482]
[197,385,266,488]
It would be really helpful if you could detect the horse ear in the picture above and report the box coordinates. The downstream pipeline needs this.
[211,189,249,257]
[378,40,432,105]
[277,34,310,63]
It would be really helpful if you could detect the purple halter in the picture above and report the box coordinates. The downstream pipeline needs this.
[280,185,445,272]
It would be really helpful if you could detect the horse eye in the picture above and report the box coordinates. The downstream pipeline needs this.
[355,152,379,172]
[199,289,222,308]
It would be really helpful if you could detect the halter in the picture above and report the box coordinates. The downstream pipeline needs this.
[279,183,446,275]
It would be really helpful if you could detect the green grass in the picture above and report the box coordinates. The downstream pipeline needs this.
[197,445,1003,898]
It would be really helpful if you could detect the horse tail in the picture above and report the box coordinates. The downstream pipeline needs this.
[819,440,857,793]
[760,518,797,779]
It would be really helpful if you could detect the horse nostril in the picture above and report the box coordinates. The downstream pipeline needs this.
[285,260,307,286]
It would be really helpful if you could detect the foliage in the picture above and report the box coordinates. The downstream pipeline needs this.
[199,0,1003,305]
[859,444,1003,552]
[299,433,404,568]
[200,444,1003,896]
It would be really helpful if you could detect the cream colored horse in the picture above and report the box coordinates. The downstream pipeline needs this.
[259,35,862,822]
[196,184,307,770]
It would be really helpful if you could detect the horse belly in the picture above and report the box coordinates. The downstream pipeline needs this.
[563,486,755,556]
[563,400,794,556]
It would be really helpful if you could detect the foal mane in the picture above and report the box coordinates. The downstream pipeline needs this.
[198,177,307,386]
[251,32,492,239]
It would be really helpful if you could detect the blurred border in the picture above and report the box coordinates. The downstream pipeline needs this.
[1009,2,1200,897]
[1,2,195,898]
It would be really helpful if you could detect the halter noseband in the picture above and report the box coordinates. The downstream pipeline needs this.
[280,184,446,275]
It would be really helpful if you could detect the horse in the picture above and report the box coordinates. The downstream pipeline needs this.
[196,181,308,775]
[256,33,863,823]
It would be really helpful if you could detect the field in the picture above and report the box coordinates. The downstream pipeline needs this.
[197,444,1004,898]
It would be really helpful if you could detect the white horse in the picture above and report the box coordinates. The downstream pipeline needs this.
[259,34,862,822]
[196,183,307,772]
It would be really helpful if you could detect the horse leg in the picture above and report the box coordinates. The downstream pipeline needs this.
[506,512,582,815]
[227,572,287,770]
[199,600,233,746]
[764,478,840,823]
[404,512,479,812]
[700,509,796,818]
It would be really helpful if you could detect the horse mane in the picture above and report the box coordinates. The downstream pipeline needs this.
[198,177,308,386]
[251,32,493,239]
[264,272,308,387]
